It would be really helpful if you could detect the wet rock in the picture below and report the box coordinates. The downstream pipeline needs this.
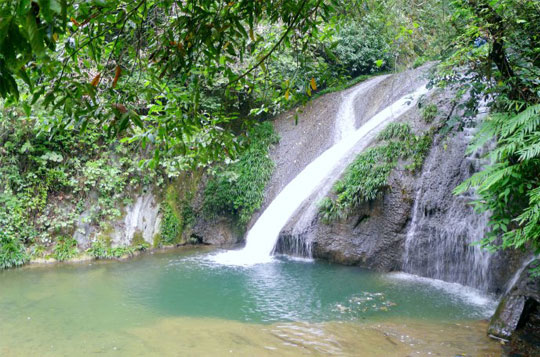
[489,295,528,339]
[274,66,432,271]
[488,260,540,347]
[275,80,527,293]
[191,216,242,246]
[308,167,413,271]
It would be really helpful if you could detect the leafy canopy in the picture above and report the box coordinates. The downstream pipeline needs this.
[0,0,335,166]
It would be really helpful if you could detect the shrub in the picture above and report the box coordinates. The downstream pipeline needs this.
[0,231,29,269]
[87,239,148,259]
[319,145,397,223]
[422,104,438,123]
[160,205,183,244]
[331,20,392,76]
[52,236,79,261]
[319,123,434,222]
[87,240,109,259]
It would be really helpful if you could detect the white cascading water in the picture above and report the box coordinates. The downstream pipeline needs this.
[275,77,388,258]
[504,255,538,295]
[212,82,429,266]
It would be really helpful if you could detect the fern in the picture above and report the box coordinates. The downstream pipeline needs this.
[377,123,412,141]
[320,122,433,222]
[500,104,540,138]
[459,104,540,256]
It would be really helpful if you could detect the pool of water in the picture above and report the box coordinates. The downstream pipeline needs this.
[0,247,501,356]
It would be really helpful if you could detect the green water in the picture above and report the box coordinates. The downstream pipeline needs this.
[0,248,500,356]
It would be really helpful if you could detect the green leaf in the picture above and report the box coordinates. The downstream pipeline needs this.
[25,12,45,55]
[17,67,33,90]
[130,110,144,129]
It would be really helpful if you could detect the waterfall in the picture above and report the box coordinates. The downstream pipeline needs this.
[275,79,385,259]
[504,255,538,295]
[402,113,495,290]
[212,81,429,266]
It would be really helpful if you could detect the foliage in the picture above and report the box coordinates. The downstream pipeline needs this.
[330,19,391,76]
[0,0,441,171]
[440,0,540,273]
[160,205,183,245]
[87,239,148,259]
[377,122,412,141]
[52,236,79,261]
[422,104,438,123]
[152,234,162,249]
[86,240,109,259]
[0,230,29,269]
[337,0,457,68]
[0,111,154,251]
[159,173,200,245]
[0,0,336,169]
[319,123,433,222]
[131,231,146,247]
[204,122,279,227]
[454,106,540,256]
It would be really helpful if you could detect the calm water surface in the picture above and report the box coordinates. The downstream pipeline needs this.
[0,247,501,356]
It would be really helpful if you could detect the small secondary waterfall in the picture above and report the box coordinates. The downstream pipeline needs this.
[402,120,494,290]
[213,81,429,265]
[504,255,538,295]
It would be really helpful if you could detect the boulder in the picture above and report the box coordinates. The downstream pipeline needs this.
[488,260,540,349]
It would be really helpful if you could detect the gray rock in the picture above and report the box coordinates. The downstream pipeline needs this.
[110,193,161,246]
[73,192,161,248]
[488,260,540,341]
[191,216,242,246]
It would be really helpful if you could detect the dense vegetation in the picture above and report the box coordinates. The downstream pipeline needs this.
[0,0,538,271]
[444,0,540,273]
[319,122,434,222]
[0,115,157,265]
[204,122,279,227]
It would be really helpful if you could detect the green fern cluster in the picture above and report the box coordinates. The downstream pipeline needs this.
[455,104,540,269]
[52,236,79,262]
[203,122,279,227]
[87,239,149,260]
[376,122,412,141]
[319,123,433,223]
[0,230,29,269]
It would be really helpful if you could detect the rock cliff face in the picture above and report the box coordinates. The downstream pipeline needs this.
[192,66,434,248]
[73,192,161,248]
[275,82,524,294]
[278,84,436,272]
[110,193,161,246]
